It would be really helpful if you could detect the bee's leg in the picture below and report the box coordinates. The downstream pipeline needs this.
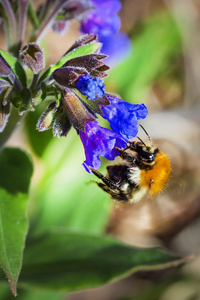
[89,167,119,189]
[115,147,136,163]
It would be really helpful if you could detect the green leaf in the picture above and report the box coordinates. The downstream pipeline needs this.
[0,49,27,87]
[0,148,33,296]
[39,42,101,83]
[30,133,110,235]
[19,229,187,291]
[18,290,65,300]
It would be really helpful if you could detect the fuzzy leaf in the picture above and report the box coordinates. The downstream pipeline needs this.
[0,148,33,296]
[19,229,188,291]
[0,49,27,87]
[39,42,101,83]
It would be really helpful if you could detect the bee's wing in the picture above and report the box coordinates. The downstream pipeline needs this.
[106,164,129,183]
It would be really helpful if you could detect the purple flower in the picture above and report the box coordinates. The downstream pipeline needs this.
[81,12,120,39]
[19,43,45,74]
[92,0,122,14]
[101,32,132,66]
[80,0,121,39]
[75,74,105,100]
[79,120,127,172]
[101,95,148,140]
[80,0,131,65]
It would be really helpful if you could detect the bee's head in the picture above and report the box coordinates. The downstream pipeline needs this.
[131,141,159,163]
[130,125,159,163]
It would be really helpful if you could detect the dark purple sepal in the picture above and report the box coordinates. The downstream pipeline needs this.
[62,89,95,131]
[53,66,87,87]
[63,54,109,79]
[95,94,110,106]
[19,43,45,74]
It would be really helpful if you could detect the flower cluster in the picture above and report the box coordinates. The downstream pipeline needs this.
[35,35,148,172]
[0,31,147,172]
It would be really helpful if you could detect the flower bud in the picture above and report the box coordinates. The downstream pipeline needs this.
[52,66,86,87]
[19,43,45,74]
[37,102,57,132]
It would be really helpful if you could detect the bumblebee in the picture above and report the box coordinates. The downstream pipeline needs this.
[89,126,171,203]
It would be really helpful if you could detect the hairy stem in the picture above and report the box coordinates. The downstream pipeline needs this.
[17,0,30,52]
[29,73,40,92]
[1,0,17,53]
[35,0,70,43]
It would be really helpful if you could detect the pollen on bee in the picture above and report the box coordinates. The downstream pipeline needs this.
[140,151,171,197]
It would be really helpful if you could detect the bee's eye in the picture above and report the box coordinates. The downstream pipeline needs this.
[136,146,158,162]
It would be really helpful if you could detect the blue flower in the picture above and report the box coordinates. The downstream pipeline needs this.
[101,95,148,140]
[79,120,127,172]
[75,74,105,100]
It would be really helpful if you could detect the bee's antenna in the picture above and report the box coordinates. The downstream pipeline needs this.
[137,136,147,147]
[139,124,152,144]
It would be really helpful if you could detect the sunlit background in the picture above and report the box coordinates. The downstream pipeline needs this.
[1,0,200,299]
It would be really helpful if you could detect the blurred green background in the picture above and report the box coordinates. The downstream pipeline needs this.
[1,0,200,299]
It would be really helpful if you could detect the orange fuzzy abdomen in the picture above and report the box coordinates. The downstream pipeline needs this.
[140,152,171,197]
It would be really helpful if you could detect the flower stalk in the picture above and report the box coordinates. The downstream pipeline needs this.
[1,0,17,52]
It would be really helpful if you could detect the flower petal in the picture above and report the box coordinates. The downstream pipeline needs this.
[100,32,132,66]
[92,0,122,14]
[79,121,127,170]
[101,95,148,140]
[81,12,121,39]
[75,74,105,100]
